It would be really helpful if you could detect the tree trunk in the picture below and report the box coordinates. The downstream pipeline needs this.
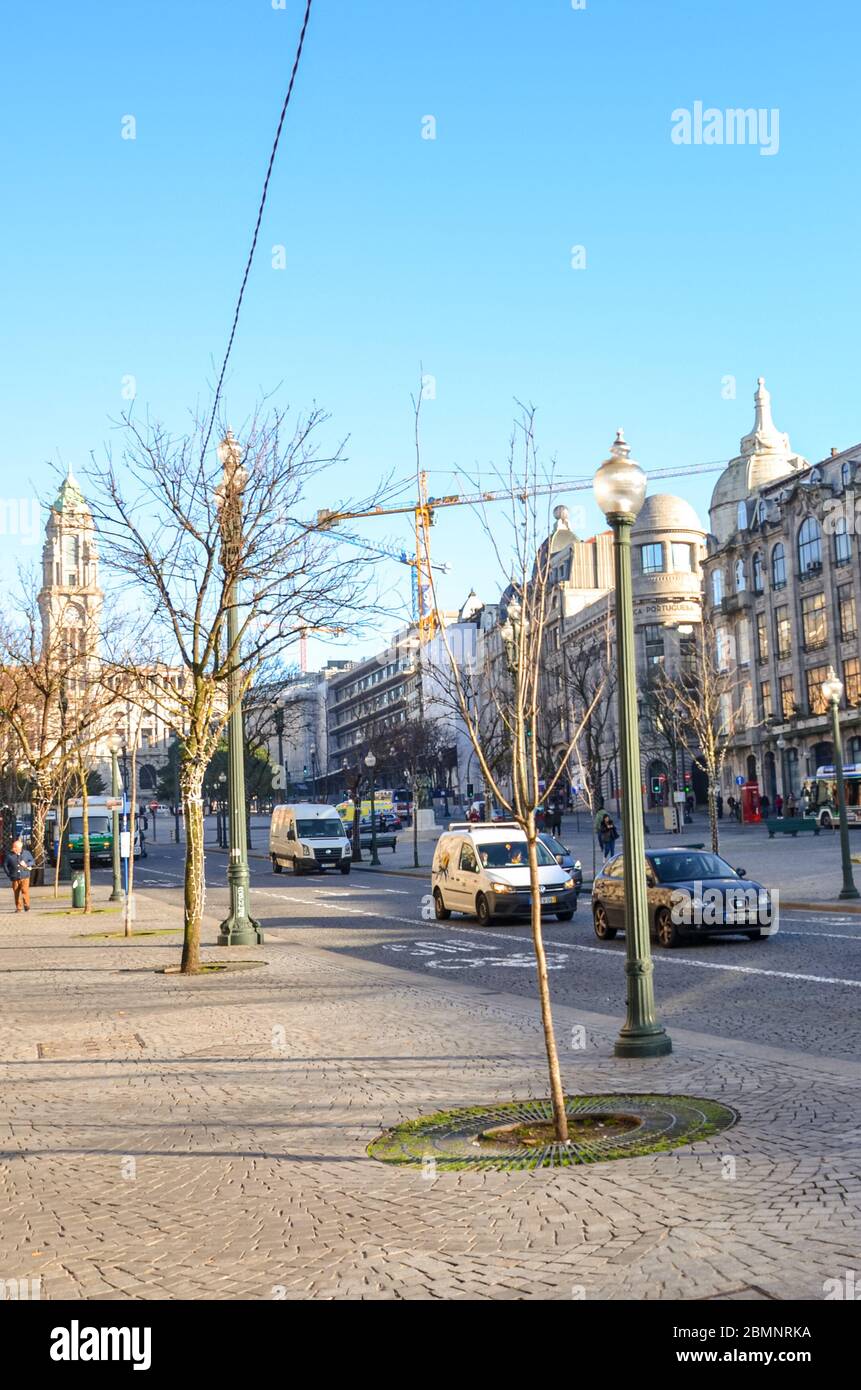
[180,759,206,974]
[31,795,48,887]
[526,827,569,1144]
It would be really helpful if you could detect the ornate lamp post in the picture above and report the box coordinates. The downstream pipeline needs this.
[218,770,227,847]
[107,732,123,902]
[365,750,380,865]
[822,667,859,900]
[594,430,672,1058]
[310,744,317,800]
[215,431,263,946]
[776,735,787,809]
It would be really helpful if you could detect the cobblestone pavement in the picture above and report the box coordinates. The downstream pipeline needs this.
[1,883,859,1301]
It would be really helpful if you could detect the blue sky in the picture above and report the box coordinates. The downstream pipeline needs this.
[2,0,859,664]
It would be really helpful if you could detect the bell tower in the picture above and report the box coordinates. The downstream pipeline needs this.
[37,468,103,666]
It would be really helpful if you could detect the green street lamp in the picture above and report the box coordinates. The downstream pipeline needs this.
[218,770,227,848]
[594,430,672,1059]
[365,750,380,865]
[215,431,263,947]
[822,667,859,900]
[107,731,123,902]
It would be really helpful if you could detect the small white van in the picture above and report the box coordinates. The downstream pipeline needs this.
[431,821,577,925]
[269,803,352,875]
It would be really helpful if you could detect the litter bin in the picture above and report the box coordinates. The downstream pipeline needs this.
[71,873,85,909]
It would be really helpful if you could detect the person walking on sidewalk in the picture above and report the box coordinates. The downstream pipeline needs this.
[597,813,618,862]
[4,838,34,912]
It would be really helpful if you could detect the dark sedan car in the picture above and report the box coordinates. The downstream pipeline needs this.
[592,848,776,948]
[538,832,583,892]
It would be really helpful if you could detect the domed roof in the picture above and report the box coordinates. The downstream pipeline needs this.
[709,379,807,543]
[632,492,704,535]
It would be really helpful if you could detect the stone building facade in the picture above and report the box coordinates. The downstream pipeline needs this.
[703,380,861,802]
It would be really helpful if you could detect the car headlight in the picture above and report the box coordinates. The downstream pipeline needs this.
[490,881,515,893]
[573,860,581,871]
[342,846,351,856]
[563,877,575,890]
[303,844,313,856]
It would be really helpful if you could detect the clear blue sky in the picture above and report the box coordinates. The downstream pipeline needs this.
[2,0,859,663]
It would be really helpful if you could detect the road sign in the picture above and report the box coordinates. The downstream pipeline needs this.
[736,775,744,786]
[120,831,131,859]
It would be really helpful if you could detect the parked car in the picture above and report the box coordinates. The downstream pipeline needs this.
[360,810,402,832]
[538,832,583,892]
[432,822,577,924]
[269,803,352,875]
[591,848,776,948]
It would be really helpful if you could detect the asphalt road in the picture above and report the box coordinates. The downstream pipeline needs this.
[112,827,861,1063]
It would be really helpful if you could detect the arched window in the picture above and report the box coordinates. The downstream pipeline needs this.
[842,460,852,489]
[752,552,764,593]
[834,515,852,566]
[771,543,786,588]
[712,569,724,605]
[737,500,747,531]
[798,516,823,573]
[735,559,746,592]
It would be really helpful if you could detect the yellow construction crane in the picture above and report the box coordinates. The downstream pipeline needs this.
[317,459,727,643]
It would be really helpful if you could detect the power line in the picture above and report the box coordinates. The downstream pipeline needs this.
[201,0,315,463]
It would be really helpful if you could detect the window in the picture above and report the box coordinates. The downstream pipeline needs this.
[771,543,786,588]
[756,611,769,662]
[643,623,665,667]
[671,542,692,572]
[839,586,857,640]
[712,570,724,605]
[760,680,773,720]
[752,552,764,593]
[738,621,751,665]
[842,460,853,489]
[779,674,795,719]
[640,543,664,574]
[801,592,827,649]
[716,627,731,671]
[806,665,830,715]
[775,605,791,659]
[798,516,823,573]
[834,516,852,566]
[680,632,697,675]
[735,559,746,592]
[845,657,861,706]
[737,500,747,531]
[460,843,479,873]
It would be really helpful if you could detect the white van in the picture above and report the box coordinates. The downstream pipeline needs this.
[431,821,577,925]
[269,803,352,876]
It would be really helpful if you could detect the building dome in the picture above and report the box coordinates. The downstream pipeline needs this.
[633,493,704,535]
[709,379,807,544]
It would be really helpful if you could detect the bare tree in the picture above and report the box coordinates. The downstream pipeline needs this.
[426,406,602,1145]
[85,405,381,973]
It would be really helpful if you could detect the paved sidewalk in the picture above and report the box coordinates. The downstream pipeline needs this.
[0,883,858,1300]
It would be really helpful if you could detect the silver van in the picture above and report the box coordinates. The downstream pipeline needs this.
[269,803,352,875]
[431,822,577,925]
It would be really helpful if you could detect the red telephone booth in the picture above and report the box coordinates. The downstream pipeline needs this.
[741,782,761,824]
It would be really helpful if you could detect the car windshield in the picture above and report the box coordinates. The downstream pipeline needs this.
[650,853,738,883]
[296,819,346,839]
[69,817,111,836]
[478,839,556,868]
[540,834,567,856]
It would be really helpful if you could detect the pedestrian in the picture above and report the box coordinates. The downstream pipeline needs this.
[775,792,783,817]
[759,793,770,819]
[550,801,562,837]
[4,837,34,912]
[787,793,797,818]
[716,790,723,820]
[597,812,618,861]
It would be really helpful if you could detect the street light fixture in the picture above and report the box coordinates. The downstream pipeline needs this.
[215,430,263,946]
[822,667,859,900]
[107,731,123,902]
[594,430,672,1058]
[364,750,380,866]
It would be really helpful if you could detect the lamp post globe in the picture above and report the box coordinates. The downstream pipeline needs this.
[822,667,859,900]
[594,430,671,1058]
[365,751,380,866]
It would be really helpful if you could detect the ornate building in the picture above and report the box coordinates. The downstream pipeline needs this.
[703,379,861,800]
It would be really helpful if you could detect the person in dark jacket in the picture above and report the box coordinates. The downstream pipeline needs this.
[597,813,618,861]
[4,838,34,912]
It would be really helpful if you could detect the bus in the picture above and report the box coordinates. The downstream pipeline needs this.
[811,766,861,827]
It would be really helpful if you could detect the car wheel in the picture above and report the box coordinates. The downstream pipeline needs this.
[433,889,451,921]
[821,812,833,829]
[476,893,492,925]
[592,902,617,941]
[555,909,574,922]
[292,858,304,876]
[656,907,682,949]
[340,862,351,875]
[272,856,282,875]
